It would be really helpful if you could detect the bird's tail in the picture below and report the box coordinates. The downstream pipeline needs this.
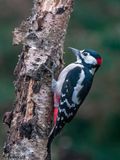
[46,122,65,160]
[46,127,56,160]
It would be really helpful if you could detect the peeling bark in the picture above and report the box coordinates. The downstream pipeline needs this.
[3,0,73,159]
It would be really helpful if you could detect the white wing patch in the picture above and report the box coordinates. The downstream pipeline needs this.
[72,69,85,105]
[61,108,74,118]
[62,108,69,117]
[60,99,71,108]
[56,63,84,95]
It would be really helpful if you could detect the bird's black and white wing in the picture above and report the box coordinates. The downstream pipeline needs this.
[53,66,84,136]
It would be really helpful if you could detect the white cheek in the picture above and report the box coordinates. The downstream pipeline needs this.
[81,54,97,65]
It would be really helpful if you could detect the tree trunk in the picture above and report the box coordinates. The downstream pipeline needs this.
[3,0,73,160]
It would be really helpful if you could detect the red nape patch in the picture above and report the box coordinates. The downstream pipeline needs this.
[54,108,58,125]
[97,58,102,65]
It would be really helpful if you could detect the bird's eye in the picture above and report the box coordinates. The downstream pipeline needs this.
[83,52,88,56]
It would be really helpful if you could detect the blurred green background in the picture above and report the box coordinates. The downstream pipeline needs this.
[0,0,120,160]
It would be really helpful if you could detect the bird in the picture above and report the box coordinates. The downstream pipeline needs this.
[47,47,102,153]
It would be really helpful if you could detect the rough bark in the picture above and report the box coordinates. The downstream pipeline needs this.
[3,0,73,160]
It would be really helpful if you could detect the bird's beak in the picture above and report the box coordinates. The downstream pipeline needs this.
[68,47,80,60]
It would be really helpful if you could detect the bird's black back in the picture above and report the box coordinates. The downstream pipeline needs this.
[52,66,93,137]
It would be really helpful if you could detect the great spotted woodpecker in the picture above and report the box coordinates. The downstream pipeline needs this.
[48,47,102,149]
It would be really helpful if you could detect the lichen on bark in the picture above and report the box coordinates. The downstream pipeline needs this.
[3,0,73,159]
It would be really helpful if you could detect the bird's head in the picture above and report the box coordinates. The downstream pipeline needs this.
[69,47,102,73]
